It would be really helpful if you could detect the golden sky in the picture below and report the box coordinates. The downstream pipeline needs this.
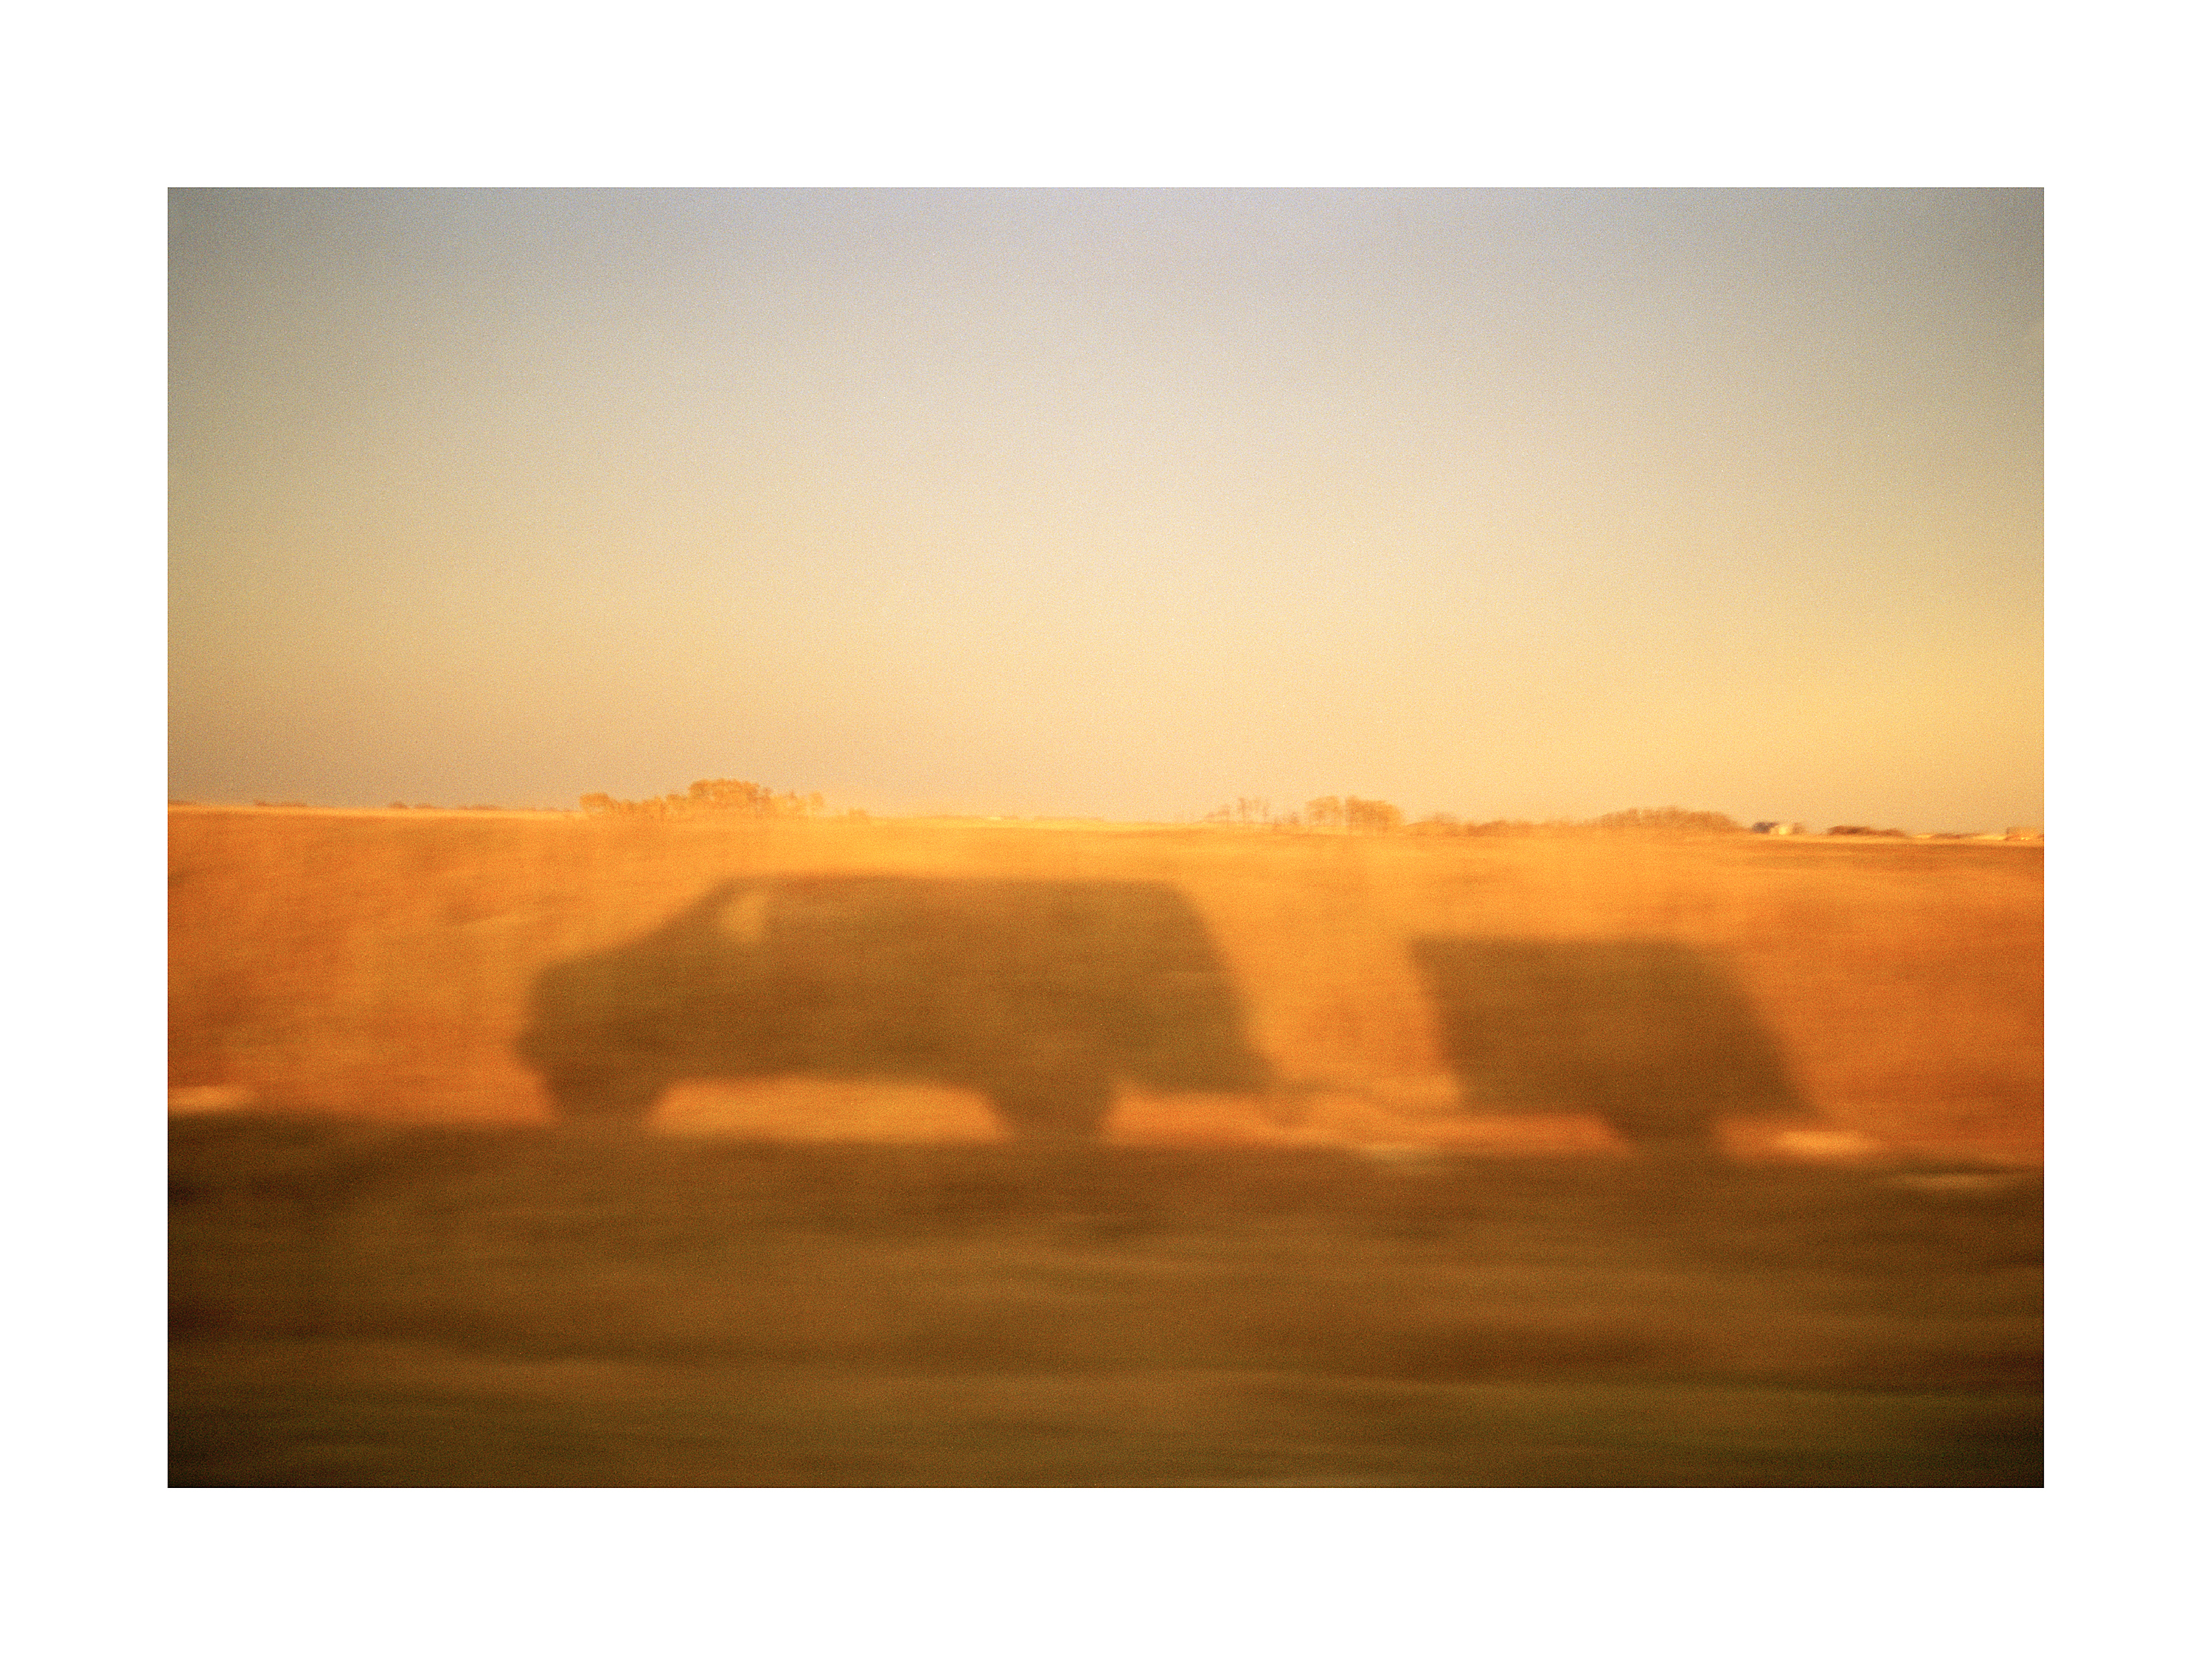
[170,189,2039,829]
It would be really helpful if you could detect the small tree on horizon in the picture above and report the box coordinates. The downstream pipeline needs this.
[1343,796,1403,833]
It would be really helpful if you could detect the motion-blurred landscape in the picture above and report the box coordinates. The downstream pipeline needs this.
[170,189,2039,1485]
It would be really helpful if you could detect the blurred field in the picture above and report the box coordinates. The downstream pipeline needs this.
[170,809,2039,1485]
[172,1122,2039,1487]
[170,808,2039,1160]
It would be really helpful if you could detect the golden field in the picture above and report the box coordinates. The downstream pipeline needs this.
[170,807,2040,1164]
[170,808,2040,1485]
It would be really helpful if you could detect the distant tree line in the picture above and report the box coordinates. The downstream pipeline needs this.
[383,803,569,812]
[1200,801,1745,837]
[1588,806,1742,833]
[578,779,832,821]
[570,783,1761,834]
[1407,807,1742,836]
[1203,796,1406,832]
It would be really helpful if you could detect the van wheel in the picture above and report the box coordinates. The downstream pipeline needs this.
[1602,1104,1719,1157]
[542,1068,667,1130]
[988,1077,1113,1142]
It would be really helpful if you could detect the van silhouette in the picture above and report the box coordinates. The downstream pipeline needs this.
[517,877,1273,1140]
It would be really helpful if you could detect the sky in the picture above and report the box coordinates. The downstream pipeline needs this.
[170,189,2040,830]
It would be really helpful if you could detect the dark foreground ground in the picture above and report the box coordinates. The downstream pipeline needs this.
[171,1120,2041,1487]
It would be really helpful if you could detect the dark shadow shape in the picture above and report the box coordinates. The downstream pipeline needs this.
[517,877,1273,1141]
[1411,940,1806,1154]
